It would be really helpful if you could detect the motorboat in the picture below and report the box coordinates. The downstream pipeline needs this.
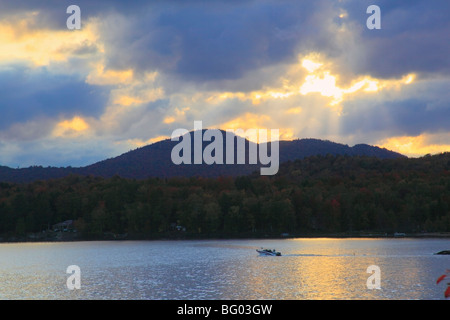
[257,248,281,256]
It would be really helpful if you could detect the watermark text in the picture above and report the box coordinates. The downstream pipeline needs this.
[171,121,279,175]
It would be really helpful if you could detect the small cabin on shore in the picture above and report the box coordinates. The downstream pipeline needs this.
[52,220,74,232]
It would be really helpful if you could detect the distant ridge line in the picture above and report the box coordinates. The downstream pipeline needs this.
[0,132,405,183]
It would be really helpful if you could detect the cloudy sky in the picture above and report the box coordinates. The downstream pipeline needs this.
[1,0,449,167]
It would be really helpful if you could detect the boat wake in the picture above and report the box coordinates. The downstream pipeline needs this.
[281,253,325,257]
[277,253,368,257]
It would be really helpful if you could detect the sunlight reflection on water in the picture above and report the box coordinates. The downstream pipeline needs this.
[0,238,448,299]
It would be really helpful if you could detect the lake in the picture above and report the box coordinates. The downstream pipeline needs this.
[0,238,448,300]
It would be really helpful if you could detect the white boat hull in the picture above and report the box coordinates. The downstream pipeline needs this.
[257,249,281,256]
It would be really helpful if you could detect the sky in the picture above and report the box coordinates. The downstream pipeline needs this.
[0,0,449,167]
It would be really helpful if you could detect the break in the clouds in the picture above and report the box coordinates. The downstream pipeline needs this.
[0,0,449,167]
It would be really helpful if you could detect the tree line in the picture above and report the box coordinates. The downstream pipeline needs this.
[0,153,449,240]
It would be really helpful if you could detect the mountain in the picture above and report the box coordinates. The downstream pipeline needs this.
[277,139,403,163]
[0,131,404,183]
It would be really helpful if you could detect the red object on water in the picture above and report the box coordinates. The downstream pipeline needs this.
[437,274,447,284]
[445,286,450,298]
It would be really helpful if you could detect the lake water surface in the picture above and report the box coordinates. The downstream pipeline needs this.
[0,238,449,300]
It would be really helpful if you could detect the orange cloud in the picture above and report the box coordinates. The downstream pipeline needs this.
[202,53,416,115]
[219,113,292,142]
[163,116,176,124]
[105,72,164,106]
[377,134,450,157]
[53,116,90,137]
[286,107,302,114]
[299,56,417,106]
[86,63,134,86]
[0,14,99,67]
[126,136,170,148]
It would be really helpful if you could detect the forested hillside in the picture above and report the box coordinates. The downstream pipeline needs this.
[0,135,403,183]
[0,153,449,241]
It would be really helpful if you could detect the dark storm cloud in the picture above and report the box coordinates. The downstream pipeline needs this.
[3,0,448,81]
[340,84,450,140]
[0,67,108,128]
[1,0,449,165]
[98,0,323,82]
[95,0,450,83]
[0,0,150,28]
[340,0,450,78]
[2,0,319,82]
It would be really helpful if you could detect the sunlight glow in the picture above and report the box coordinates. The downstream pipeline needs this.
[163,116,176,124]
[113,95,144,106]
[53,116,90,137]
[377,134,450,157]
[302,59,323,73]
[286,107,302,114]
[300,71,343,104]
[203,55,417,115]
[86,63,134,86]
[220,113,271,143]
[109,80,164,106]
[126,135,170,148]
[299,56,417,106]
[404,74,416,84]
[0,14,99,67]
[219,113,293,143]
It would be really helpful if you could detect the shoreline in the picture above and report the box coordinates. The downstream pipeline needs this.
[1,231,449,244]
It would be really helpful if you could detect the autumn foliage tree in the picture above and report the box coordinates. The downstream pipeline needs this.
[0,153,449,240]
